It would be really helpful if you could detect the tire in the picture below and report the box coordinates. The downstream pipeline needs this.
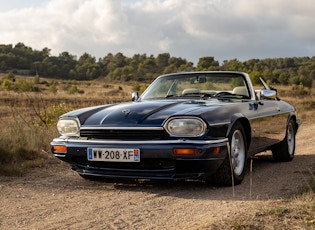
[272,119,296,162]
[207,122,247,186]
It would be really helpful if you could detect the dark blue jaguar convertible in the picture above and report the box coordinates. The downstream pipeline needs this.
[51,71,300,185]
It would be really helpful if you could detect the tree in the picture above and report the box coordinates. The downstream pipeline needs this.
[221,59,244,71]
[156,53,170,71]
[197,56,219,70]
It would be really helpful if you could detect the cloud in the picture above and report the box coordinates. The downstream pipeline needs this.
[0,0,314,64]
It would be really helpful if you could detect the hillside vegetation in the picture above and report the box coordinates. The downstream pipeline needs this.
[0,42,314,89]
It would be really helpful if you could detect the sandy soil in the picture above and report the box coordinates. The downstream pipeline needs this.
[0,124,314,230]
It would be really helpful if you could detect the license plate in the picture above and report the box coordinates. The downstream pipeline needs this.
[87,148,140,162]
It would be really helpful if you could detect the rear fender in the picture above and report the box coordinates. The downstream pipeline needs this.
[287,112,300,134]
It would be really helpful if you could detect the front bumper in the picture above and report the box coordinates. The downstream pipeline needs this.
[51,138,228,180]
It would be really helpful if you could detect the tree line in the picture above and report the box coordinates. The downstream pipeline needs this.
[0,42,314,87]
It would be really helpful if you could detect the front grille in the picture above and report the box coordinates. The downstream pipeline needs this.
[80,129,170,140]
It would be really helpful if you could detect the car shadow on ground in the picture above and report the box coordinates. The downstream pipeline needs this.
[87,153,315,200]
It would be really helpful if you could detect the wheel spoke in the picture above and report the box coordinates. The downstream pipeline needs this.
[231,131,245,176]
[272,119,296,162]
[287,123,295,155]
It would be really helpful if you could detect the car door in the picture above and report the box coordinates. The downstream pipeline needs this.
[256,99,288,151]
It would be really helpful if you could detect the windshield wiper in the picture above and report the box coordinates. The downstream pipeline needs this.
[181,92,203,97]
[215,92,249,99]
[165,94,180,98]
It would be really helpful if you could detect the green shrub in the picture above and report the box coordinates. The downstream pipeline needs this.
[1,79,13,90]
[133,83,148,94]
[67,85,84,94]
[35,102,73,127]
[17,80,33,92]
[6,72,15,82]
[49,81,58,94]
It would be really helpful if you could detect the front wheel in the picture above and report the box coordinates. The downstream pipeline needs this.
[207,122,247,186]
[272,119,296,162]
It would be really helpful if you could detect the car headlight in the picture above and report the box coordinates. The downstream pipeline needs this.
[57,118,80,137]
[164,117,207,137]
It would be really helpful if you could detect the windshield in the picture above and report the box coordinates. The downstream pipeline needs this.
[140,72,250,100]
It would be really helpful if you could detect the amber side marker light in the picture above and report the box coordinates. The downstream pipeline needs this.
[173,148,198,155]
[53,145,67,153]
[213,146,221,154]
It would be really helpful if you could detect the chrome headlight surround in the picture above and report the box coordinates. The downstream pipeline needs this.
[57,117,80,137]
[164,116,207,137]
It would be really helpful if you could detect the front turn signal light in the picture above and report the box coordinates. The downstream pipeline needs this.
[173,148,198,155]
[53,145,67,153]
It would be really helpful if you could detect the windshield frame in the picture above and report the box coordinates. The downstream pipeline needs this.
[140,71,254,101]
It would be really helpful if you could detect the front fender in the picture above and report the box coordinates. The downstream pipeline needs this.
[226,113,251,149]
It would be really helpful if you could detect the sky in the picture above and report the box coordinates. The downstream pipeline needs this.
[0,0,314,65]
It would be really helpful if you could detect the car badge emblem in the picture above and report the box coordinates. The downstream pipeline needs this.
[122,109,131,117]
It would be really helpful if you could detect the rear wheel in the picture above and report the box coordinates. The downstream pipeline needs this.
[207,122,247,186]
[272,119,296,162]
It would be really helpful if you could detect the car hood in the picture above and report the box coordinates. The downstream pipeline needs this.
[66,100,227,127]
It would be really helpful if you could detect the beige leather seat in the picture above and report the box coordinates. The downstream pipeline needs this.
[182,88,201,95]
[232,86,249,97]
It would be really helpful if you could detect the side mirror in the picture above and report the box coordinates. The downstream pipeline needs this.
[132,92,139,101]
[260,89,277,100]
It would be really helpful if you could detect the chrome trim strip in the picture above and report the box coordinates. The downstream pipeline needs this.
[80,126,164,130]
[52,137,229,145]
[53,154,66,157]
[209,122,230,127]
[248,111,291,120]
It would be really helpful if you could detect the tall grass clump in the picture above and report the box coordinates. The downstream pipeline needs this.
[0,119,48,176]
[0,101,73,176]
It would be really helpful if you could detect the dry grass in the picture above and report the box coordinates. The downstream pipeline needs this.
[214,191,315,229]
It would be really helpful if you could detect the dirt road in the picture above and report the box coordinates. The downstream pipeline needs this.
[1,124,314,229]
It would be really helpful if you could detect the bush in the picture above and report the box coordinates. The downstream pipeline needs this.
[36,102,73,127]
[6,72,15,82]
[18,80,33,92]
[67,85,84,94]
[49,81,58,94]
[133,83,148,94]
[1,79,13,90]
